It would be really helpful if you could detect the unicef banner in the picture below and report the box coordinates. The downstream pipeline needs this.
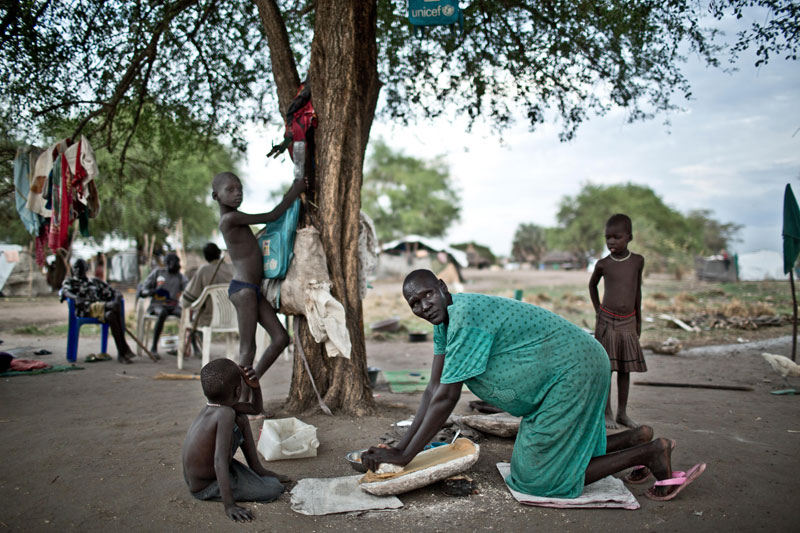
[408,0,461,27]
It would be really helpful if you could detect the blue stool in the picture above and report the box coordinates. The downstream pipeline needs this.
[65,297,124,362]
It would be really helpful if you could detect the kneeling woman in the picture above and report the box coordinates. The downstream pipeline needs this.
[361,270,704,501]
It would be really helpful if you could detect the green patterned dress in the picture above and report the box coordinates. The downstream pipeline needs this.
[434,293,609,498]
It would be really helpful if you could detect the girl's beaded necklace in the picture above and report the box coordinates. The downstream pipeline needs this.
[609,250,632,262]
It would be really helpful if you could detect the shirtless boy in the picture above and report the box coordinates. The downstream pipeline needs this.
[182,359,288,522]
[212,172,304,402]
[589,213,646,429]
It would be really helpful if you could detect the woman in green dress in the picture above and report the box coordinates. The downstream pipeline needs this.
[362,270,705,501]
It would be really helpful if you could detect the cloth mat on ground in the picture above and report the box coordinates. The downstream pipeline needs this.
[1,365,84,377]
[382,370,468,393]
[290,475,402,515]
[496,462,640,510]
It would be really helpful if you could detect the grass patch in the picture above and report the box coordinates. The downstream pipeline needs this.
[12,325,47,335]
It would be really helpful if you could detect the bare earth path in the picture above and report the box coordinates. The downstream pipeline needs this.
[1,295,799,532]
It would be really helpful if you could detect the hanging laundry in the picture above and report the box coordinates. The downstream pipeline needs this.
[63,135,99,206]
[48,154,72,251]
[28,139,68,217]
[13,146,43,235]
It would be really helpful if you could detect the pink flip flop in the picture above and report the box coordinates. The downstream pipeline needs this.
[645,463,707,501]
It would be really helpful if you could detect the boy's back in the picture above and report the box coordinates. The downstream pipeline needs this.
[182,405,236,492]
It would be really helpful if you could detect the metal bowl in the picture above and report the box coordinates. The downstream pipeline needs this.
[408,331,428,342]
[346,449,369,473]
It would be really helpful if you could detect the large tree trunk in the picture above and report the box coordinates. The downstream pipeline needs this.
[256,0,380,415]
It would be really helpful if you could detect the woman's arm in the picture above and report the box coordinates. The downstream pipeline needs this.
[393,353,445,450]
[361,368,462,471]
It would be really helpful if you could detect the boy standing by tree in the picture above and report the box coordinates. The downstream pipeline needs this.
[212,172,304,407]
[589,214,646,429]
[182,359,288,522]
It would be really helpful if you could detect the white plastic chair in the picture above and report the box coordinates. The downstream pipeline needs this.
[177,284,238,369]
[135,296,180,357]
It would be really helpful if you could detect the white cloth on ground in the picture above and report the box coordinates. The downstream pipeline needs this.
[496,463,640,510]
[290,475,402,515]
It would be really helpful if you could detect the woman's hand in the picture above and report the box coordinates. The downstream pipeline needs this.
[361,445,409,472]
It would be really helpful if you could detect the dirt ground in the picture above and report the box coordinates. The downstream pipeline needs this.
[2,288,800,532]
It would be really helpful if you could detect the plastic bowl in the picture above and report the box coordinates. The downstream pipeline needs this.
[346,449,369,473]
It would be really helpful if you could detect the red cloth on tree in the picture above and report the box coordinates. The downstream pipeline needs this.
[48,154,72,251]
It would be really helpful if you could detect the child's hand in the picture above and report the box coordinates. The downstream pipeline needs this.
[224,503,253,522]
[239,364,260,389]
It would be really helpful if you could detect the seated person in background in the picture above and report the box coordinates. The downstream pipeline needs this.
[181,243,234,356]
[60,259,135,364]
[138,253,188,359]
[182,359,288,522]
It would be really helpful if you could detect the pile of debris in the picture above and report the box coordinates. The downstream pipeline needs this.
[654,313,789,332]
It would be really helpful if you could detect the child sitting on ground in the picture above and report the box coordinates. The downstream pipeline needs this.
[589,213,646,430]
[212,172,304,408]
[182,359,289,522]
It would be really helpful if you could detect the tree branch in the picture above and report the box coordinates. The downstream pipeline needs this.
[75,0,200,147]
[253,0,301,115]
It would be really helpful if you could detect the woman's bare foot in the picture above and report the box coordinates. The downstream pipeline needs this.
[644,438,674,497]
[624,466,651,483]
[605,415,618,430]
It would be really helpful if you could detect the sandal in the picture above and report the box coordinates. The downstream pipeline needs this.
[95,353,112,361]
[645,463,706,501]
[84,354,100,363]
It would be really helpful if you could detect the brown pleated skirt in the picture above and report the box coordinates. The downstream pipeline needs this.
[594,312,647,373]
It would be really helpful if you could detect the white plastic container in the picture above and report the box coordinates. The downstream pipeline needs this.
[257,417,320,461]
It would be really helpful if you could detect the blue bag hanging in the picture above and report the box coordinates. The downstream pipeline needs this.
[257,198,301,279]
[408,0,463,34]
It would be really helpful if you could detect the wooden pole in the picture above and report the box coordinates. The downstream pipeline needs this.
[791,269,797,362]
[124,326,158,362]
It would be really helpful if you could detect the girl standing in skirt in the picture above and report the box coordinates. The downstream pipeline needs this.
[589,213,646,430]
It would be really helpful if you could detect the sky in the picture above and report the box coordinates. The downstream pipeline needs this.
[240,23,800,259]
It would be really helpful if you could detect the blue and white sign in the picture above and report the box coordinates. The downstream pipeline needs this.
[408,0,462,29]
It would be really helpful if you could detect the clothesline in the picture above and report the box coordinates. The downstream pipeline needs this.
[12,136,101,266]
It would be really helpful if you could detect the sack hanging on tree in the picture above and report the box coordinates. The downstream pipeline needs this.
[408,0,463,35]
[257,198,301,279]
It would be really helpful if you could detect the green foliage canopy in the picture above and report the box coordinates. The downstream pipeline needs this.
[0,1,793,244]
[362,140,461,242]
[552,183,741,273]
[511,223,550,263]
[452,241,497,265]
